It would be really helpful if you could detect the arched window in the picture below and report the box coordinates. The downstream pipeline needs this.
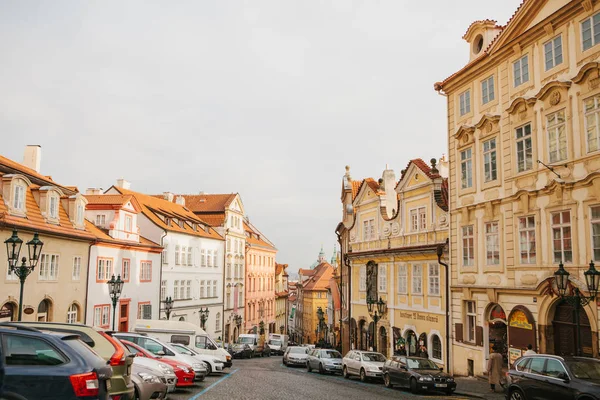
[215,312,221,331]
[67,303,79,324]
[179,316,185,321]
[432,334,442,361]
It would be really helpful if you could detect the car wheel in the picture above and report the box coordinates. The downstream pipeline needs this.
[343,366,349,379]
[319,363,325,374]
[204,362,212,375]
[359,368,367,382]
[509,389,525,400]
[307,362,313,372]
[410,377,419,394]
[383,373,393,388]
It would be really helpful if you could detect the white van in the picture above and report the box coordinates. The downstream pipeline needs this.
[236,333,260,356]
[268,334,289,355]
[132,319,232,367]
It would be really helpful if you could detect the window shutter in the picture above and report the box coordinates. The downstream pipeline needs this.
[143,304,152,319]
[476,326,484,347]
[455,323,463,343]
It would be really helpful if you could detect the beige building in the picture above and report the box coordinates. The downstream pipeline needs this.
[0,146,93,323]
[338,159,449,362]
[435,0,600,376]
[274,262,289,334]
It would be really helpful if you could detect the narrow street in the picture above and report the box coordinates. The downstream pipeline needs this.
[168,356,472,400]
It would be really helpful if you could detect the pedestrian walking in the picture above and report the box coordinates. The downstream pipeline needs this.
[524,344,537,355]
[487,345,504,392]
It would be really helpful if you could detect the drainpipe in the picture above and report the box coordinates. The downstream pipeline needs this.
[84,240,95,324]
[437,238,450,372]
[159,231,167,319]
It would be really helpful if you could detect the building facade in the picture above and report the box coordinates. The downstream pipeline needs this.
[300,260,334,345]
[435,0,600,376]
[106,183,225,339]
[0,146,93,324]
[275,262,289,335]
[244,220,277,335]
[339,159,449,363]
[84,192,163,330]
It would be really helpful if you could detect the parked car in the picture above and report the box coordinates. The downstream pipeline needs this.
[127,352,176,393]
[120,340,195,388]
[229,343,253,359]
[307,349,343,374]
[255,342,271,357]
[267,334,288,355]
[131,364,167,400]
[0,324,112,400]
[235,334,260,357]
[113,333,207,381]
[283,346,309,367]
[342,350,386,382]
[6,322,134,400]
[506,355,600,400]
[168,342,224,374]
[382,355,456,395]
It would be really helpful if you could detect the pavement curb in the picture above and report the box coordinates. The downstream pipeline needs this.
[453,391,488,399]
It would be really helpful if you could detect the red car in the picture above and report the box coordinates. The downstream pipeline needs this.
[120,339,196,387]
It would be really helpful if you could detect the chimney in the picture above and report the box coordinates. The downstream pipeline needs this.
[438,154,449,178]
[116,179,131,189]
[175,195,185,206]
[86,188,103,195]
[23,145,41,173]
[163,192,174,202]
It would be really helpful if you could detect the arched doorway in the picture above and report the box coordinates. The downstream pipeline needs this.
[553,301,592,357]
[406,330,417,356]
[488,304,508,367]
[507,306,537,364]
[358,319,367,350]
[37,299,52,322]
[379,327,388,357]
[350,318,357,350]
[233,326,238,342]
[0,302,16,322]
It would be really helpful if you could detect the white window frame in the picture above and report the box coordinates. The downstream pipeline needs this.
[173,280,180,300]
[48,194,59,219]
[462,225,474,267]
[397,264,407,294]
[359,265,366,291]
[519,216,537,264]
[410,209,418,232]
[459,89,471,116]
[140,261,152,281]
[67,304,78,324]
[201,249,206,267]
[187,280,192,299]
[466,301,476,343]
[460,148,473,189]
[213,280,217,297]
[96,214,106,226]
[513,55,529,87]
[411,264,422,295]
[13,184,25,211]
[581,12,600,51]
[516,124,533,172]
[552,210,573,263]
[72,256,81,281]
[215,312,221,331]
[483,138,497,182]
[200,280,205,298]
[428,264,440,296]
[162,244,168,264]
[378,264,387,292]
[592,206,600,262]
[547,110,567,163]
[481,76,495,104]
[213,251,218,267]
[485,222,500,265]
[39,253,60,281]
[76,202,84,226]
[207,250,213,267]
[584,95,600,153]
[544,35,563,71]
[160,280,167,301]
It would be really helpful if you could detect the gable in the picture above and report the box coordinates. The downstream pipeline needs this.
[353,180,379,207]
[524,0,566,32]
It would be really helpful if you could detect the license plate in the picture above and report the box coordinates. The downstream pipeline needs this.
[335,365,342,369]
[435,384,447,387]
[106,380,112,391]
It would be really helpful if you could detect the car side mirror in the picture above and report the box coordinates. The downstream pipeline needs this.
[557,372,569,382]
[157,350,165,356]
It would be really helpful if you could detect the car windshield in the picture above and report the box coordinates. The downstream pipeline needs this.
[290,347,307,354]
[269,340,281,346]
[567,359,600,380]
[361,353,386,362]
[172,345,193,355]
[407,358,439,370]
[237,337,254,344]
[321,350,342,359]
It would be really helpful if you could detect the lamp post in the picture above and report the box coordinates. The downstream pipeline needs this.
[316,306,325,344]
[367,296,387,352]
[199,307,210,330]
[279,325,284,334]
[163,296,173,320]
[553,261,600,356]
[107,274,124,331]
[4,230,44,321]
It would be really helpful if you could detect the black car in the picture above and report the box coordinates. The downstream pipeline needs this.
[255,342,271,357]
[382,356,456,396]
[506,354,600,400]
[228,343,253,359]
[0,324,112,400]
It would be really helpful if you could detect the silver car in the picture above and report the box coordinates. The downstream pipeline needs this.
[283,346,309,367]
[342,350,387,382]
[132,364,168,400]
[132,355,177,393]
[307,349,343,374]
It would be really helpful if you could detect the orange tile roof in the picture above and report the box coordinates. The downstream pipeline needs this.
[85,221,162,250]
[195,213,225,227]
[0,154,69,190]
[111,187,223,240]
[159,193,237,213]
[288,294,297,302]
[303,262,334,291]
[244,221,276,251]
[298,268,315,277]
[329,277,341,311]
[84,194,133,206]
[275,263,287,276]
[351,180,362,200]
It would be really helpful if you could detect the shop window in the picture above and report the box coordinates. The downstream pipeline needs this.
[431,335,442,361]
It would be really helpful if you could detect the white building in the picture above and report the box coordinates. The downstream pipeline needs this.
[84,192,163,331]
[106,182,225,339]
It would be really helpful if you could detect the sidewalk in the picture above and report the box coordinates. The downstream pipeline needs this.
[454,376,505,399]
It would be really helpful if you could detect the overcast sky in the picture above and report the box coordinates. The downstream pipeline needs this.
[1,1,521,274]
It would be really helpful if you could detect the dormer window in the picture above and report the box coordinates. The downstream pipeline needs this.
[48,194,59,219]
[473,34,484,54]
[125,215,133,232]
[13,184,25,211]
[96,214,106,226]
[179,220,185,228]
[76,202,84,226]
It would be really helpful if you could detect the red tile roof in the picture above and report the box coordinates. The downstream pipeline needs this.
[329,277,341,311]
[351,180,362,200]
[195,213,226,227]
[85,221,162,251]
[84,194,133,206]
[0,154,68,190]
[303,262,334,291]
[244,221,276,251]
[275,263,287,276]
[179,194,237,213]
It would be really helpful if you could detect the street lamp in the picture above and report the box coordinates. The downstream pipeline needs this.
[107,274,124,331]
[279,325,285,334]
[553,261,600,356]
[366,296,387,352]
[316,307,325,344]
[163,296,173,320]
[4,230,44,321]
[234,314,242,327]
[199,307,210,330]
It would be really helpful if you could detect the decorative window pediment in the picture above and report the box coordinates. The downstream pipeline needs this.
[507,96,537,124]
[572,62,600,93]
[68,194,88,229]
[535,80,571,108]
[454,125,475,148]
[474,113,500,139]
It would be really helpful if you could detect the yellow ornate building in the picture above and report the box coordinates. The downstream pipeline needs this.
[299,260,334,344]
[435,0,600,377]
[338,159,450,365]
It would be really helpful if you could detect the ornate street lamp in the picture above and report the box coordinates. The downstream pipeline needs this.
[5,230,44,321]
[553,260,600,356]
[199,307,210,330]
[279,325,285,334]
[234,314,242,327]
[163,296,173,320]
[107,274,124,331]
[366,296,386,352]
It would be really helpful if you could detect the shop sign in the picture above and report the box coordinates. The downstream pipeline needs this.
[398,311,439,323]
[0,308,11,318]
[509,310,532,330]
[23,306,34,315]
[490,305,506,321]
[509,347,522,365]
